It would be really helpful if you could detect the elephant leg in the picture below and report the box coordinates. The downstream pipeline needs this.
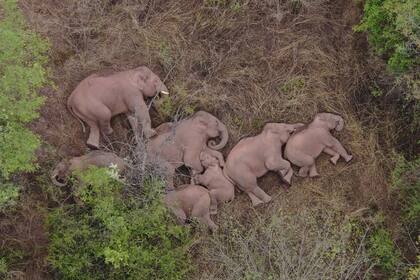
[251,186,272,204]
[127,114,138,134]
[323,147,340,165]
[266,156,292,185]
[170,207,187,224]
[199,213,218,232]
[293,152,315,177]
[99,119,113,136]
[86,121,100,149]
[309,164,319,177]
[191,195,218,231]
[247,192,264,206]
[209,190,218,215]
[298,166,309,177]
[329,137,353,162]
[184,151,203,177]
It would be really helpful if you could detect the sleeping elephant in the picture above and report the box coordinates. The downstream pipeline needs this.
[284,113,353,177]
[224,123,303,206]
[67,66,169,149]
[148,111,228,189]
[51,150,127,186]
[164,184,218,232]
[193,150,234,214]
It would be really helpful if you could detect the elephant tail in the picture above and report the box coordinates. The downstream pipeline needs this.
[67,101,86,133]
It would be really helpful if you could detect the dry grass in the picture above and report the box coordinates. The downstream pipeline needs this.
[16,0,404,278]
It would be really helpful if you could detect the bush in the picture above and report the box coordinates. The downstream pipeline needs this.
[392,156,420,232]
[355,0,419,73]
[368,228,402,276]
[0,0,49,178]
[48,167,192,280]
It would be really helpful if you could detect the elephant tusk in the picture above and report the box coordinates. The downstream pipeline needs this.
[160,90,169,95]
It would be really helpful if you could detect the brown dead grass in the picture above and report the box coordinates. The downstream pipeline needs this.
[15,0,406,278]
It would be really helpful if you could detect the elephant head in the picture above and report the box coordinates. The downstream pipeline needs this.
[135,66,169,97]
[314,113,344,131]
[193,111,229,150]
[263,123,300,143]
[51,160,71,187]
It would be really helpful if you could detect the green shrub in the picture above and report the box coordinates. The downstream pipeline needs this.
[0,182,19,211]
[355,0,419,73]
[48,167,192,280]
[392,156,420,232]
[368,228,402,276]
[0,0,49,179]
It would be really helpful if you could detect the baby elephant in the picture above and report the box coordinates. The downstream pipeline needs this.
[193,151,234,214]
[67,66,169,149]
[51,151,127,186]
[225,123,303,206]
[164,184,218,232]
[284,112,353,177]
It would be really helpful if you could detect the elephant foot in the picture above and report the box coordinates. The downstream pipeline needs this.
[87,142,100,150]
[309,170,320,177]
[143,128,157,138]
[330,155,339,165]
[298,167,309,177]
[102,127,114,136]
[344,155,353,163]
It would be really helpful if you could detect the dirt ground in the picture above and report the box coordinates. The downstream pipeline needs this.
[4,0,411,278]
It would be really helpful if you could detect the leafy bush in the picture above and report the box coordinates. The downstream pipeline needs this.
[355,0,419,73]
[48,167,192,280]
[392,156,420,232]
[0,183,19,211]
[368,228,402,275]
[0,0,49,178]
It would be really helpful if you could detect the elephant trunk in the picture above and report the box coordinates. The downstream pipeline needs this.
[334,115,344,131]
[51,172,67,187]
[208,121,229,150]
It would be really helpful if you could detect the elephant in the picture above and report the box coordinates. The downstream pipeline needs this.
[148,111,228,189]
[51,150,127,186]
[67,66,169,149]
[224,123,303,206]
[284,112,353,177]
[193,150,234,214]
[164,184,218,232]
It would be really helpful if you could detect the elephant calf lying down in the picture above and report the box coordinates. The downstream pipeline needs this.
[164,184,218,232]
[51,151,127,186]
[194,151,234,214]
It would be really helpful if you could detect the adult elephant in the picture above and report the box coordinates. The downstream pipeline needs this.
[149,111,228,189]
[224,122,303,206]
[284,112,353,177]
[67,66,169,149]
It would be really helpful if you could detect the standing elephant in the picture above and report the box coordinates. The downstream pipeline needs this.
[164,184,218,232]
[224,123,302,206]
[149,111,228,189]
[67,66,169,149]
[51,150,127,186]
[284,112,353,177]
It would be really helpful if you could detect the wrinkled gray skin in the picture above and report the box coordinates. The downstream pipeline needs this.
[193,151,234,214]
[148,111,228,189]
[51,151,127,186]
[67,66,169,149]
[164,184,218,232]
[225,123,303,206]
[284,113,353,177]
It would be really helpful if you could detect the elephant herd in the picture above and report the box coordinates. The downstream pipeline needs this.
[51,66,353,231]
